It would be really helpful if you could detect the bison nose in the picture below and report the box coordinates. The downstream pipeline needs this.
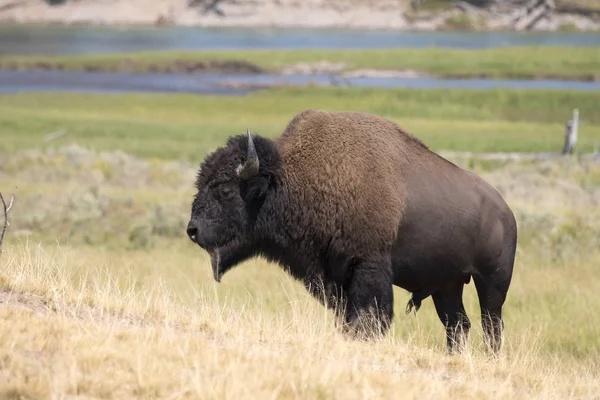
[186,221,198,243]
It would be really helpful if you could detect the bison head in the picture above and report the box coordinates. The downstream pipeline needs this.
[187,129,277,282]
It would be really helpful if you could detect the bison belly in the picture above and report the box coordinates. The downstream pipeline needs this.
[390,204,481,294]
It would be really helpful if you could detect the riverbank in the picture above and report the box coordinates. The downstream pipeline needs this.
[3,47,599,82]
[0,0,599,32]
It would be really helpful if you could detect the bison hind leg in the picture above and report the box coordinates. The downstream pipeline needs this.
[432,282,471,354]
[473,268,512,355]
[474,232,517,356]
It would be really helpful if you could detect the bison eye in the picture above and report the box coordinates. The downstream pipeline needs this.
[218,185,234,200]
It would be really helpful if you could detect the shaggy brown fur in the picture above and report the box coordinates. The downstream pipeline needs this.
[275,109,416,255]
[187,108,518,354]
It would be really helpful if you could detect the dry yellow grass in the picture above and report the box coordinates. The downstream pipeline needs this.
[0,239,599,399]
[1,148,600,399]
[0,242,599,399]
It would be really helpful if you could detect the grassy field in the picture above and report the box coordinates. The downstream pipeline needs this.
[1,87,600,398]
[1,88,599,161]
[2,243,599,398]
[2,46,600,81]
[1,144,600,398]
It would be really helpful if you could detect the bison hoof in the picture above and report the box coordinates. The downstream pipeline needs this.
[340,312,390,341]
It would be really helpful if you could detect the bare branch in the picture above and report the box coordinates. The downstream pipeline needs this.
[5,195,13,214]
[0,191,15,255]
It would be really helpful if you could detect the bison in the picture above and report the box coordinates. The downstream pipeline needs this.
[186,109,517,354]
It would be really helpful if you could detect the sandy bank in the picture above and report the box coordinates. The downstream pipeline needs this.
[0,0,598,31]
[2,58,597,82]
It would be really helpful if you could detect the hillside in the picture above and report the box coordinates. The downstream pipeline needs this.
[0,0,598,31]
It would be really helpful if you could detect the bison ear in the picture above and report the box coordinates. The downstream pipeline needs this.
[242,175,270,202]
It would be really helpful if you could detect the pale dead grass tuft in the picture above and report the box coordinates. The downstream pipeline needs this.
[0,242,599,399]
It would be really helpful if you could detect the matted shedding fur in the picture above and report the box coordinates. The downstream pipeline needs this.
[274,109,429,255]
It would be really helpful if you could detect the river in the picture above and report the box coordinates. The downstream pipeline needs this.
[0,25,599,94]
[2,70,599,95]
[1,25,600,55]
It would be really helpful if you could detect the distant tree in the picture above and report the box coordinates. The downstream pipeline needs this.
[47,0,68,5]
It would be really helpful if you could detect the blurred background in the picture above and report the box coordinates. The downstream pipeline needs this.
[0,0,599,397]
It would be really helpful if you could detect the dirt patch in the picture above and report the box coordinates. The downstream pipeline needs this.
[0,287,223,337]
[214,76,336,90]
[342,68,431,78]
[0,288,154,328]
[155,59,264,74]
[280,61,348,75]
[0,59,266,74]
[214,80,281,90]
[0,290,52,316]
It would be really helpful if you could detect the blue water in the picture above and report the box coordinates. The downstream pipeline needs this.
[1,25,599,55]
[0,70,253,95]
[0,25,598,94]
[2,70,599,95]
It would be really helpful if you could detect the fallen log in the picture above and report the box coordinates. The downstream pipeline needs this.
[511,0,555,30]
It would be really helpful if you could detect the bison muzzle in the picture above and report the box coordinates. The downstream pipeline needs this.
[187,109,517,354]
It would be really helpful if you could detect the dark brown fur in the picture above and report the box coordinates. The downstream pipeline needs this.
[187,109,518,354]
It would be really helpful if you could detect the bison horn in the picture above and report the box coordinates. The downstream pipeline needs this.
[236,128,260,179]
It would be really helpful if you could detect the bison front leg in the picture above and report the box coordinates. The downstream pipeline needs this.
[303,276,347,322]
[342,256,394,340]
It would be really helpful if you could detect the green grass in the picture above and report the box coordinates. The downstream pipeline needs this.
[2,46,600,81]
[1,88,599,161]
[1,84,600,397]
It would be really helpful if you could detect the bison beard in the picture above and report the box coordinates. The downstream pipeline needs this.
[211,249,221,282]
[187,110,517,355]
[209,239,255,283]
